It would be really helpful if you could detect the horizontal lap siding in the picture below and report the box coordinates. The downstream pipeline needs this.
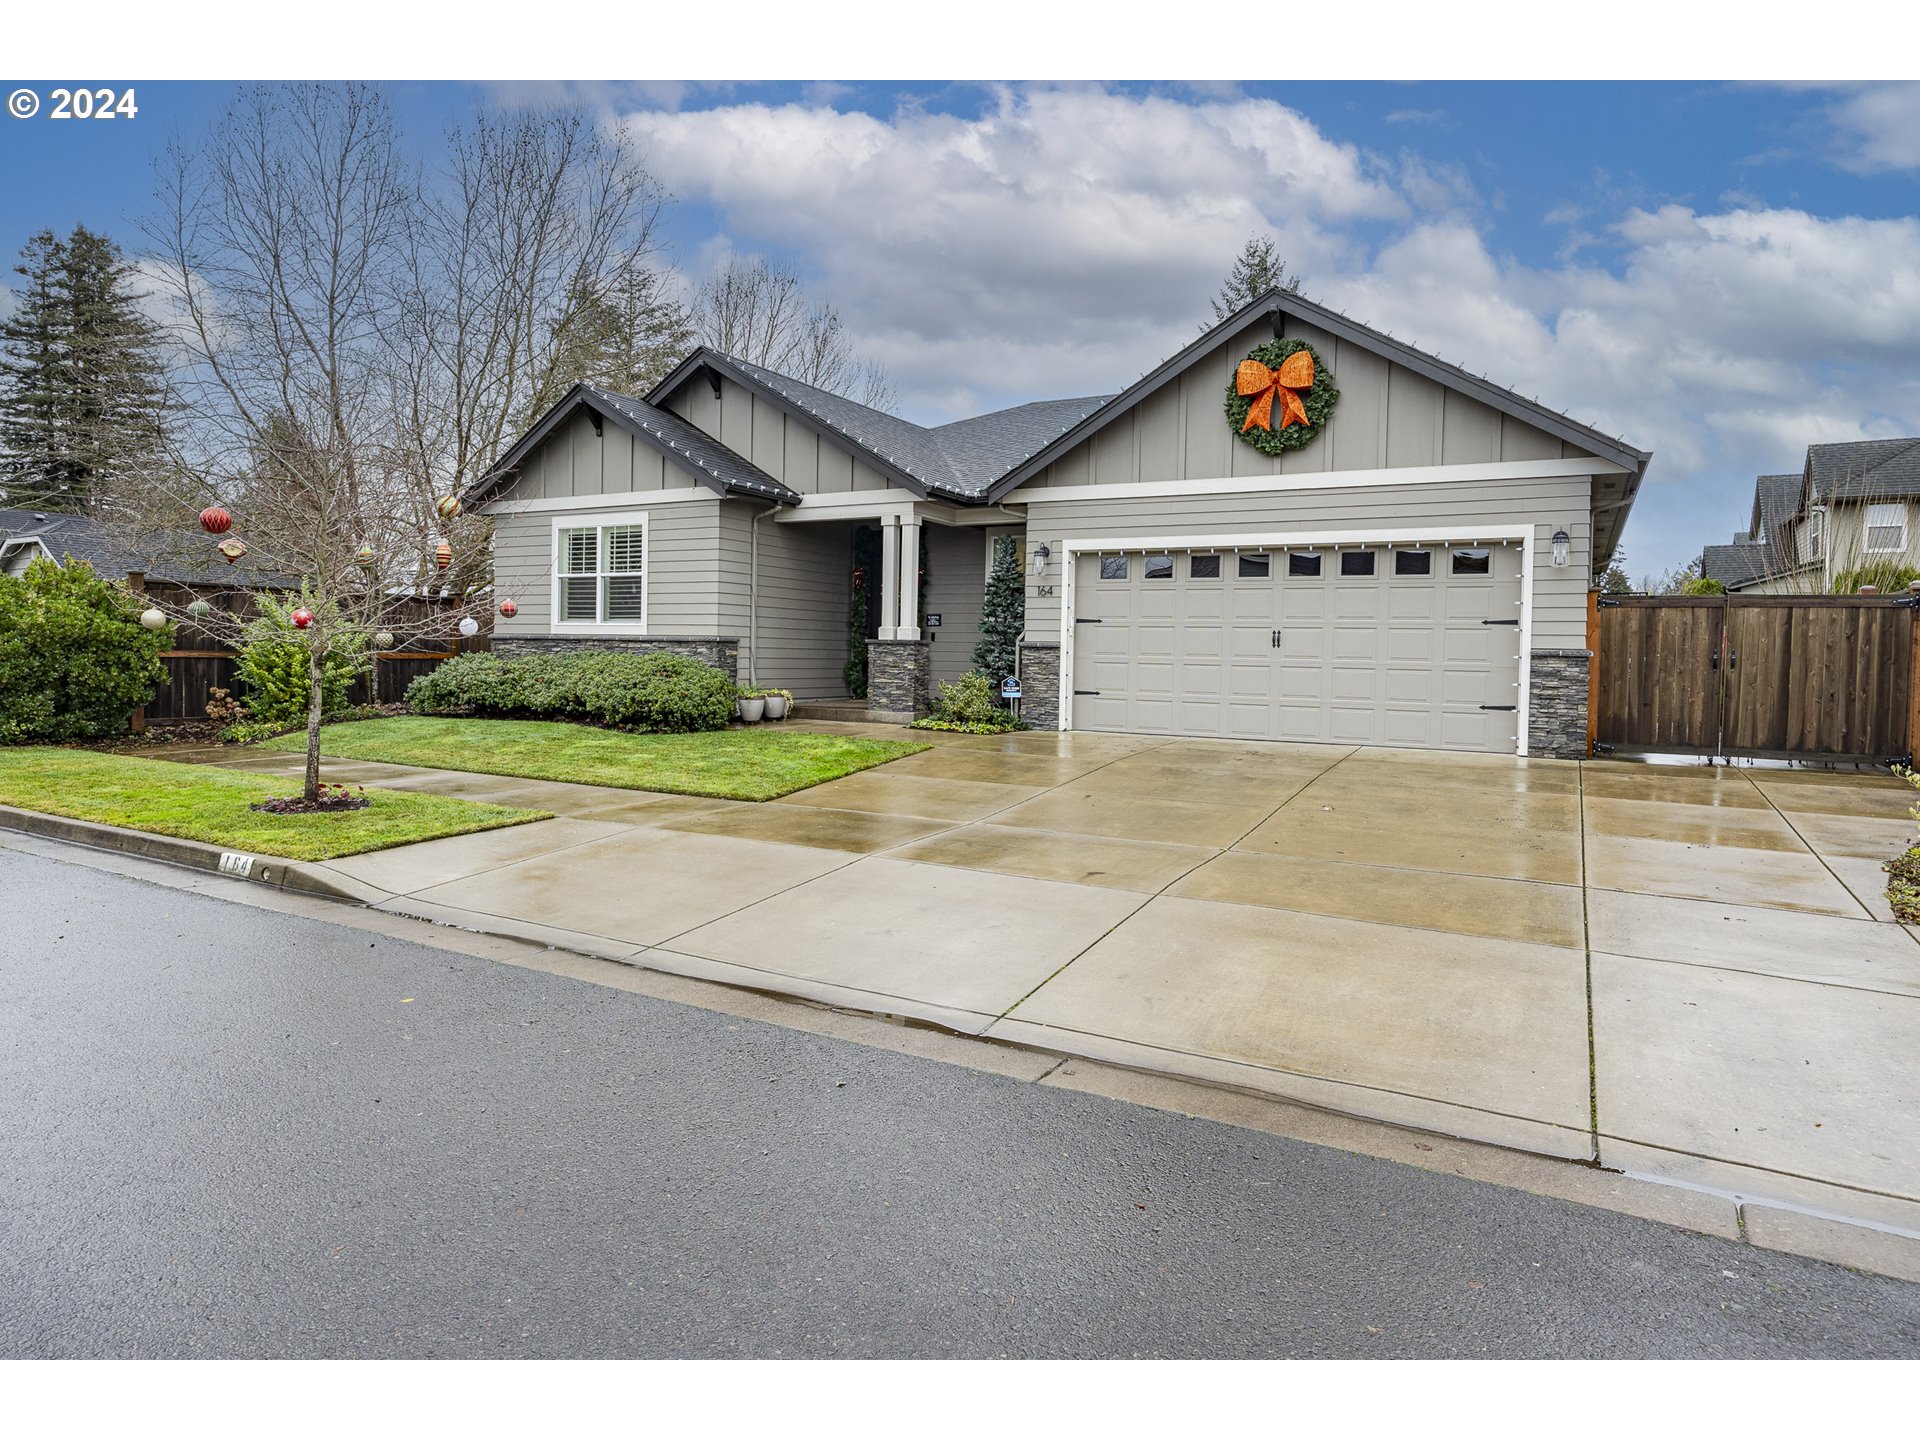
[1023,473,1593,649]
[923,526,988,690]
[717,503,850,697]
[491,499,729,637]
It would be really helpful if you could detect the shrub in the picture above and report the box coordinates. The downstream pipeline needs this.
[1834,563,1920,596]
[405,650,736,733]
[911,671,1027,734]
[235,638,360,729]
[1678,576,1724,596]
[1884,765,1920,922]
[0,556,170,744]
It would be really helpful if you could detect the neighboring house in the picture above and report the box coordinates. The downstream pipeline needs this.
[1702,438,1920,593]
[468,289,1651,759]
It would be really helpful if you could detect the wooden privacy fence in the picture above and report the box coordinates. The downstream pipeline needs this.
[141,646,470,725]
[1593,593,1917,761]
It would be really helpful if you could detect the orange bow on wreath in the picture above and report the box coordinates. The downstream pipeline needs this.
[1235,351,1315,433]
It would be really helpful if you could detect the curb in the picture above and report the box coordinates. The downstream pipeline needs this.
[0,804,375,904]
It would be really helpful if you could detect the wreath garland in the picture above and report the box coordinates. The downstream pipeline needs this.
[1223,338,1339,456]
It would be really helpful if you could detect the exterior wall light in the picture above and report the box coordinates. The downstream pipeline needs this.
[1029,542,1051,577]
[1551,528,1571,567]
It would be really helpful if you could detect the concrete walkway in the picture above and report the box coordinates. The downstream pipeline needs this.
[162,726,1920,1235]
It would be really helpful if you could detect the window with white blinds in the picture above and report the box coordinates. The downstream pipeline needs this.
[1866,503,1907,553]
[554,516,646,625]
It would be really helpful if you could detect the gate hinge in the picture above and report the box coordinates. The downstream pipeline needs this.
[1597,596,1623,608]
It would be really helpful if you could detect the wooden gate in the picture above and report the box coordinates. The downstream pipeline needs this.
[1595,594,1916,761]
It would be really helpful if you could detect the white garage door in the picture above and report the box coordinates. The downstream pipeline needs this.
[1069,541,1523,752]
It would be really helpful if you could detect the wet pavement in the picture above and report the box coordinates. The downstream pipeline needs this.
[4,849,1918,1359]
[126,727,1920,1236]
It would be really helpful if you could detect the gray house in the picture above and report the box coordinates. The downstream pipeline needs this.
[1703,439,1920,594]
[468,289,1650,759]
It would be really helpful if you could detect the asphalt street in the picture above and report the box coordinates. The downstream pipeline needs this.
[3,844,1918,1359]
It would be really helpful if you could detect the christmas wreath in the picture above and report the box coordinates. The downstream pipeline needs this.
[1223,338,1338,456]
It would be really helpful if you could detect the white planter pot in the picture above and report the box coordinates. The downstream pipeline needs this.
[738,696,767,723]
[763,695,789,720]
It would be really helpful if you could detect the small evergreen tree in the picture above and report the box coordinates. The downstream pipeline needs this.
[0,224,167,511]
[1208,235,1302,327]
[972,534,1025,693]
[1598,549,1633,595]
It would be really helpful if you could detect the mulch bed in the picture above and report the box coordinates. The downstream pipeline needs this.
[248,783,370,815]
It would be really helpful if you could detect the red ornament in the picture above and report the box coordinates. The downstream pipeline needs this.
[498,599,518,619]
[291,608,313,629]
[216,538,248,564]
[434,541,452,572]
[199,506,233,535]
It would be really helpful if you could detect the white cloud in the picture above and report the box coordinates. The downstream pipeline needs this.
[622,85,1920,575]
[1824,82,1920,173]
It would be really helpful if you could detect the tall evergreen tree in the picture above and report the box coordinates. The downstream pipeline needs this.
[0,224,167,512]
[972,534,1026,691]
[1207,234,1302,327]
[529,268,697,422]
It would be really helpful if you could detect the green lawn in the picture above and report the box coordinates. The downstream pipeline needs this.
[0,747,551,862]
[262,716,930,801]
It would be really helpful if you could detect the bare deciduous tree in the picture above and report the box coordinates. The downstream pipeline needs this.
[695,254,895,411]
[110,83,679,801]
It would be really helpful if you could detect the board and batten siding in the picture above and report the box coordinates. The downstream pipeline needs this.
[714,502,851,697]
[489,497,732,638]
[1021,473,1596,650]
[664,376,895,495]
[1013,312,1575,490]
[922,525,988,690]
[498,408,712,502]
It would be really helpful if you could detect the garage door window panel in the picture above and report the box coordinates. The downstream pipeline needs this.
[1238,553,1270,578]
[1340,551,1376,577]
[1099,555,1129,580]
[1288,552,1322,577]
[1452,548,1492,575]
[1396,550,1433,576]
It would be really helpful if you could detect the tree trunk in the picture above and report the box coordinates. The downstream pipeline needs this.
[305,646,325,803]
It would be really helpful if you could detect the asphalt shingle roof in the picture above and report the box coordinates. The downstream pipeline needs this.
[1701,541,1768,588]
[1807,437,1920,503]
[0,508,281,585]
[702,353,1111,500]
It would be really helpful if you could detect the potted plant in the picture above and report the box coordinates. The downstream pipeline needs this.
[737,688,767,723]
[761,687,792,720]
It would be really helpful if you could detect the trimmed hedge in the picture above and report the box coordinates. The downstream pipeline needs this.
[404,650,737,733]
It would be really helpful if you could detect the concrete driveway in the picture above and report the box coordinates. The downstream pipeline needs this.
[187,727,1920,1234]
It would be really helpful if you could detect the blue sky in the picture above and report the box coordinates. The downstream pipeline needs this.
[5,78,1919,580]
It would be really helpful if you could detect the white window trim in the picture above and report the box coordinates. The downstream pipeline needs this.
[550,510,650,635]
[982,526,1026,582]
[1056,525,1537,756]
[1864,503,1907,554]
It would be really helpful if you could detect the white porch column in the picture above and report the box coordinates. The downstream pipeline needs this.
[877,513,901,640]
[897,515,922,641]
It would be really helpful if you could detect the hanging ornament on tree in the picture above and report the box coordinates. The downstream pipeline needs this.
[457,616,480,638]
[186,598,214,618]
[139,607,167,631]
[497,599,518,619]
[373,631,395,651]
[436,495,462,521]
[216,538,248,564]
[291,608,314,629]
[355,544,375,568]
[434,540,452,571]
[198,506,232,535]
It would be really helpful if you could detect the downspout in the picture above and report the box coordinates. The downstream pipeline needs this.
[747,501,782,688]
